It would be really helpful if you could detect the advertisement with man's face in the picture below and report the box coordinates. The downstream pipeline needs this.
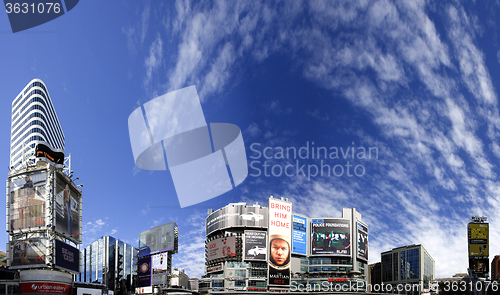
[206,205,268,235]
[268,198,292,288]
[8,170,47,232]
[292,215,307,255]
[206,236,236,262]
[311,219,351,256]
[357,222,368,261]
[55,173,81,242]
[10,238,48,269]
[244,230,267,261]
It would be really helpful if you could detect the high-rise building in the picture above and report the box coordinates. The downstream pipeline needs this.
[380,244,435,295]
[79,236,138,295]
[10,78,65,170]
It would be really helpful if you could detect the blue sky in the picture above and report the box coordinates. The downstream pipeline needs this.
[1,0,500,279]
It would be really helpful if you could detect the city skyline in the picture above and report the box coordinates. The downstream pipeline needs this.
[2,0,500,280]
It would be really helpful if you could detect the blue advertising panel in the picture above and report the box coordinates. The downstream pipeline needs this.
[292,215,307,255]
[138,256,152,287]
[55,239,80,273]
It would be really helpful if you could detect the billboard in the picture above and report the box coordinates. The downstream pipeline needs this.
[139,222,176,257]
[10,238,48,269]
[20,282,71,295]
[268,198,292,288]
[8,170,48,232]
[468,223,488,257]
[469,258,489,276]
[311,219,351,256]
[244,230,267,261]
[357,222,368,261]
[54,239,80,273]
[206,204,268,235]
[55,172,82,242]
[292,215,307,255]
[138,256,152,287]
[206,236,236,262]
[152,252,168,272]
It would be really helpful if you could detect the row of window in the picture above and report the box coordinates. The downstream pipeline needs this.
[226,261,267,269]
[300,257,353,265]
[12,103,64,149]
[13,89,48,117]
[11,119,47,144]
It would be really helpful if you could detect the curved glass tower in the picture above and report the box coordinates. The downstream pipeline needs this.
[10,78,65,170]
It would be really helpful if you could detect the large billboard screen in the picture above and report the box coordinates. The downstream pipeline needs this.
[244,230,267,261]
[54,240,80,273]
[268,198,292,288]
[292,215,307,255]
[138,256,152,287]
[55,172,82,242]
[357,222,368,261]
[10,238,48,269]
[311,219,351,256]
[468,223,488,257]
[206,236,236,262]
[206,204,268,235]
[8,170,48,232]
[139,222,176,257]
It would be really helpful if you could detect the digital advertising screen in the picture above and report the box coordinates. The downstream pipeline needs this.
[8,170,48,232]
[139,222,176,257]
[357,221,368,261]
[54,239,80,273]
[244,230,267,261]
[469,258,489,276]
[468,223,488,258]
[206,236,236,262]
[268,198,292,287]
[206,204,268,235]
[311,219,351,256]
[10,238,48,269]
[292,215,307,255]
[138,256,152,287]
[55,172,81,242]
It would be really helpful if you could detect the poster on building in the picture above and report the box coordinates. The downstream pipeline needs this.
[10,238,48,268]
[138,256,152,287]
[292,215,307,255]
[152,252,168,273]
[268,198,292,288]
[20,282,71,295]
[311,219,351,256]
[8,170,48,232]
[55,172,81,242]
[54,239,80,273]
[244,230,267,261]
[357,221,368,261]
[206,236,236,262]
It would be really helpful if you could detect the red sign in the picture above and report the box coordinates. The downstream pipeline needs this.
[328,278,348,282]
[20,282,71,295]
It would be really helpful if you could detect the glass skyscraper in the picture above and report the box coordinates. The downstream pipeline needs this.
[79,236,138,295]
[10,78,65,170]
[380,244,435,295]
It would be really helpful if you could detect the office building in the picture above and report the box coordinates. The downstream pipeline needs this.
[201,196,368,293]
[380,244,435,295]
[368,262,382,292]
[79,236,138,295]
[170,268,189,289]
[10,78,65,170]
[492,256,500,280]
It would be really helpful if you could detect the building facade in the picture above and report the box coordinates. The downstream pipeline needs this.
[201,196,368,293]
[380,245,435,295]
[492,256,500,280]
[79,236,138,295]
[10,79,65,170]
[170,268,189,289]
